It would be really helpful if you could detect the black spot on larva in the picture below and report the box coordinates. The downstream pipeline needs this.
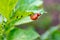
[4,25,5,27]
[16,16,18,18]
[21,15,23,17]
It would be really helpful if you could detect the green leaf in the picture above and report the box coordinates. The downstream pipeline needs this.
[6,11,33,27]
[0,0,18,19]
[7,27,40,40]
[15,0,43,11]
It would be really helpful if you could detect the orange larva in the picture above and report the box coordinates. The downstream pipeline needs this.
[30,13,41,20]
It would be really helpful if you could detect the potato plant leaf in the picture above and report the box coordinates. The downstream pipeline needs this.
[7,27,40,40]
